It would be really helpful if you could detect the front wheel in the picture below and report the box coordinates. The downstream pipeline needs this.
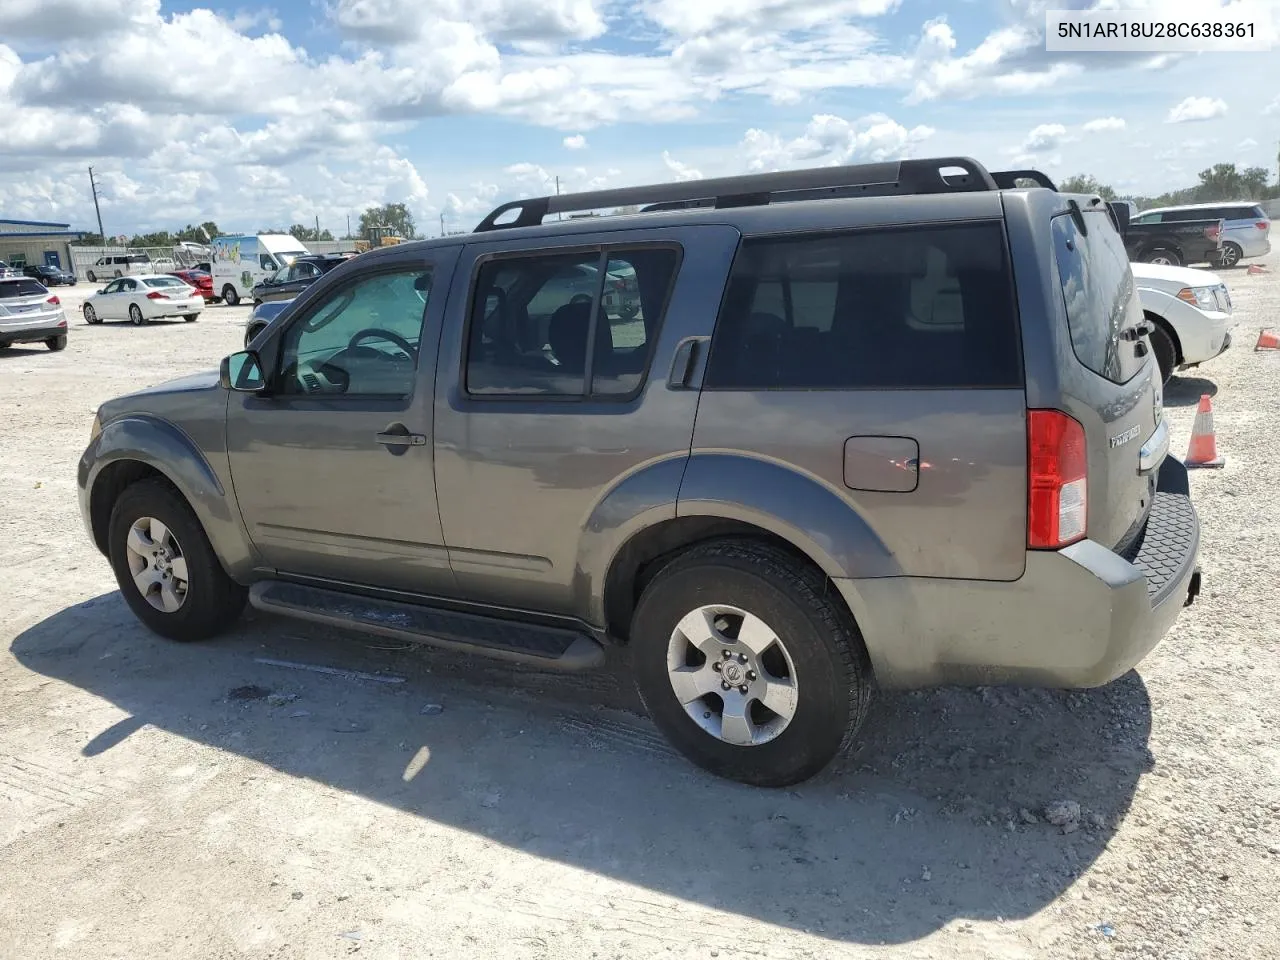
[1149,321,1176,385]
[86,271,97,283]
[46,335,67,351]
[630,539,872,787]
[83,304,101,324]
[107,479,247,641]
[129,303,145,326]
[222,285,240,306]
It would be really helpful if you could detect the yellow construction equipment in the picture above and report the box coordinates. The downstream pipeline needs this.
[353,225,405,253]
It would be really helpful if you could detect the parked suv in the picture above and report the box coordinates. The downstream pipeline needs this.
[1133,202,1271,267]
[85,254,152,282]
[77,158,1201,786]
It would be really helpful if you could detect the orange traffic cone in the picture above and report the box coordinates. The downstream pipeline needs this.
[1185,394,1225,469]
[1247,263,1268,275]
[1256,329,1280,351]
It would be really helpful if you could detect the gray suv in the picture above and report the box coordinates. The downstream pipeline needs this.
[77,158,1201,786]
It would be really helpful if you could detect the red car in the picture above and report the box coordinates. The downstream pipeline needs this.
[168,269,218,302]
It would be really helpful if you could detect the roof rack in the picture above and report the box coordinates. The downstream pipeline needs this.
[990,169,1058,190]
[473,157,1055,232]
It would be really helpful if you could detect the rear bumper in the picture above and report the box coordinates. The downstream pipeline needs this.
[0,316,67,344]
[841,456,1200,689]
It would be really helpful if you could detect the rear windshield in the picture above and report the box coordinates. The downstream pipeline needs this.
[1051,209,1145,384]
[0,279,46,298]
[704,222,1022,390]
[144,276,186,288]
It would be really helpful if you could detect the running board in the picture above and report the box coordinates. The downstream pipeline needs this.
[248,580,605,671]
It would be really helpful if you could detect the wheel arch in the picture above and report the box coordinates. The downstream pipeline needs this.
[1143,308,1183,365]
[84,415,255,580]
[596,454,899,644]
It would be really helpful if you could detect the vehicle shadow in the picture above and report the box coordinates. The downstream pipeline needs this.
[11,595,1154,945]
[1164,375,1218,406]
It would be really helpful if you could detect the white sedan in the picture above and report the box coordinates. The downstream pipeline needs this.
[1130,261,1236,384]
[82,273,205,326]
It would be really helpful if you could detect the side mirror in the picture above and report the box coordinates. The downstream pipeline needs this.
[220,350,266,393]
[97,288,106,295]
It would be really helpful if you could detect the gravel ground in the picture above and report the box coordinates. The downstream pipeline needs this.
[1,257,1278,960]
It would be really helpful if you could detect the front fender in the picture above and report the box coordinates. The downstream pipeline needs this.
[676,453,901,580]
[1135,288,1228,365]
[79,414,256,580]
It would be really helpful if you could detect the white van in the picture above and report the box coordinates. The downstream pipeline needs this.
[211,234,310,305]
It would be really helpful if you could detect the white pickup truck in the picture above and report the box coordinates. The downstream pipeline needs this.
[1130,261,1236,384]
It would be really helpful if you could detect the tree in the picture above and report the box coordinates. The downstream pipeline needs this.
[359,203,416,240]
[1058,174,1116,200]
[286,223,335,242]
[1194,163,1242,201]
[1240,166,1270,200]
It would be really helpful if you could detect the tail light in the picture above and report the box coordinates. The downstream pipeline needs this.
[146,291,168,300]
[46,295,60,306]
[1028,410,1087,549]
[1257,221,1270,231]
[1204,225,1220,240]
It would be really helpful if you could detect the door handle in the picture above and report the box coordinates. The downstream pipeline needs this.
[375,430,426,446]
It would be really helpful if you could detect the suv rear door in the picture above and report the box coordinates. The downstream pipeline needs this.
[688,211,1029,581]
[432,224,739,615]
[1049,205,1163,555]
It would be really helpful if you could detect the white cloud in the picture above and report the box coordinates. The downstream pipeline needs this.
[740,112,934,172]
[662,151,703,181]
[563,134,588,149]
[1238,137,1259,149]
[1166,96,1227,124]
[1264,96,1280,116]
[646,0,899,40]
[334,0,606,50]
[1083,116,1125,133]
[0,0,158,41]
[1021,123,1068,152]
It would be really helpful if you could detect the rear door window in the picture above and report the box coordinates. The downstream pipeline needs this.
[0,279,45,298]
[1051,210,1145,384]
[704,222,1022,390]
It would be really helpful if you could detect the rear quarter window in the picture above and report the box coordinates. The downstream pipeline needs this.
[1051,210,1146,384]
[0,279,46,298]
[704,222,1022,390]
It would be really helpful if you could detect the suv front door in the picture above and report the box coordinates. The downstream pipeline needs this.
[432,224,740,616]
[226,246,461,594]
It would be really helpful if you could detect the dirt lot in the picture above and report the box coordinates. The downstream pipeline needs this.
[2,259,1279,960]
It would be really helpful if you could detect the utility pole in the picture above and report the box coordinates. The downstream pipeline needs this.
[315,214,320,239]
[555,175,562,221]
[88,166,106,247]
[439,212,445,237]
[346,214,351,239]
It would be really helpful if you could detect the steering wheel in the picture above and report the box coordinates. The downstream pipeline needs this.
[347,327,417,362]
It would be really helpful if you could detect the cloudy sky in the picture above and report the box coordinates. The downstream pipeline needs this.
[0,0,1277,237]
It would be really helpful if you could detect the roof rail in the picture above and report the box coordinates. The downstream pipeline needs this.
[473,156,1008,232]
[991,169,1058,190]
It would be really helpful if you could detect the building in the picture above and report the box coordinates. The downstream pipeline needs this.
[0,219,87,274]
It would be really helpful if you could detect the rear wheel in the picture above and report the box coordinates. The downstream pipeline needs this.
[222,285,240,306]
[46,335,67,351]
[83,304,101,324]
[1144,247,1182,267]
[107,479,247,642]
[1218,242,1243,268]
[630,539,872,787]
[129,303,145,326]
[183,313,198,322]
[1149,322,1177,385]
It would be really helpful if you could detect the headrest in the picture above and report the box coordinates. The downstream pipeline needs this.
[548,301,592,373]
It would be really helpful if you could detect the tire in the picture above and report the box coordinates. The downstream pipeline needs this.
[1149,321,1176,385]
[129,303,145,326]
[630,539,872,787]
[114,270,122,278]
[1218,242,1243,268]
[87,271,97,283]
[46,335,67,351]
[83,304,101,324]
[222,285,240,306]
[107,479,247,642]
[1144,247,1182,267]
[183,313,198,322]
